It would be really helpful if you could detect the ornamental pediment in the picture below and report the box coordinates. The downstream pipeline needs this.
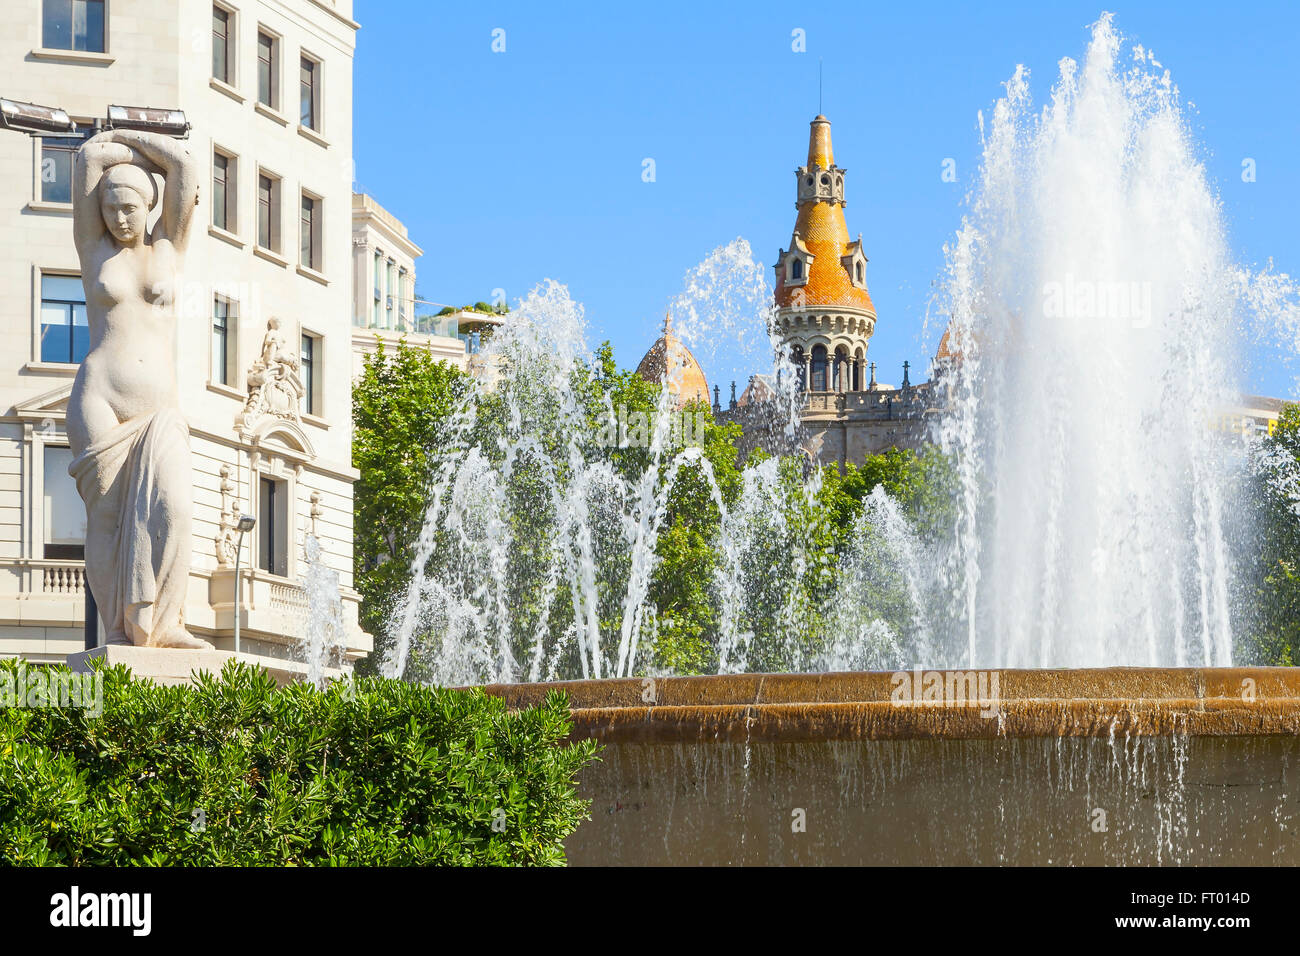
[14,382,74,420]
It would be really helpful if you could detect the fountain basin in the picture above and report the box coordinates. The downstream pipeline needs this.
[482,668,1300,865]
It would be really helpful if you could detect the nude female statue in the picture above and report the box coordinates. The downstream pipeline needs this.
[68,129,211,648]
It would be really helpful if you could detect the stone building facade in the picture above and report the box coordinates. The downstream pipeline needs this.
[0,0,368,668]
[350,191,463,377]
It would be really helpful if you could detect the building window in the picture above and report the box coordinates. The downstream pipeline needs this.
[40,135,80,204]
[257,29,279,109]
[212,150,237,232]
[299,55,320,131]
[43,0,105,53]
[811,344,828,392]
[372,250,383,327]
[386,259,396,325]
[856,261,864,284]
[257,476,288,576]
[257,171,280,251]
[398,267,408,327]
[212,6,233,84]
[40,274,88,364]
[43,446,85,560]
[299,193,320,270]
[212,296,236,385]
[790,258,803,280]
[300,332,319,416]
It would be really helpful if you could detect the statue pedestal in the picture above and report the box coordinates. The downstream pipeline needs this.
[67,644,314,687]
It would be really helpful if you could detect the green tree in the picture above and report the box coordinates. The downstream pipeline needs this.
[1243,404,1300,665]
[352,340,470,671]
[646,401,746,673]
[818,445,957,549]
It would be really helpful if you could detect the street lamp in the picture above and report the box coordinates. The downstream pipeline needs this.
[1,99,190,139]
[106,105,190,138]
[233,514,256,655]
[0,98,76,135]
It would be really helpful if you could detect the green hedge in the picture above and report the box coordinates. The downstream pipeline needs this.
[0,660,598,866]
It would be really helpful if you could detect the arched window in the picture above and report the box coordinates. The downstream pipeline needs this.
[856,262,864,284]
[811,345,828,392]
[833,348,849,391]
[790,258,803,281]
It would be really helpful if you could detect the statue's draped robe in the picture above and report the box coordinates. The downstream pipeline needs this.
[69,408,192,645]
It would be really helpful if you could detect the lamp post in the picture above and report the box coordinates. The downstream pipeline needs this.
[233,515,256,655]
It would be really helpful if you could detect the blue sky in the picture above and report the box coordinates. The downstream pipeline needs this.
[354,1,1300,399]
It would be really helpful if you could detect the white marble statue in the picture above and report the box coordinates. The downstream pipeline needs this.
[67,129,211,648]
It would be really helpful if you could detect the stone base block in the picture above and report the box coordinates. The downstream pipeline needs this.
[66,644,325,687]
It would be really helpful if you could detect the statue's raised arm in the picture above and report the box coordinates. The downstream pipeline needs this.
[106,130,197,251]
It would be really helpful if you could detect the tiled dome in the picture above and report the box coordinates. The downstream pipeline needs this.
[934,322,967,366]
[636,313,710,407]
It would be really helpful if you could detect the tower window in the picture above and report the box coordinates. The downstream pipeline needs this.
[790,259,803,280]
[856,262,864,283]
[811,345,828,392]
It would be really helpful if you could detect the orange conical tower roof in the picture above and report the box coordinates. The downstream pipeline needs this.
[774,115,875,313]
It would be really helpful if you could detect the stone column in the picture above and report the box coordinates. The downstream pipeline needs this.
[804,353,812,394]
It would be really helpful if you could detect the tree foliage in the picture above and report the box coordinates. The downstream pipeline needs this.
[351,338,966,679]
[353,340,470,669]
[1242,403,1300,665]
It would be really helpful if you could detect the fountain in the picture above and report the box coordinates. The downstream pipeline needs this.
[385,13,1300,863]
[936,14,1244,669]
[297,533,348,688]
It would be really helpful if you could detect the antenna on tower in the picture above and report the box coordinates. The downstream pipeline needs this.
[819,58,823,114]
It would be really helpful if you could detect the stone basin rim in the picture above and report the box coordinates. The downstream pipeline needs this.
[476,667,1300,741]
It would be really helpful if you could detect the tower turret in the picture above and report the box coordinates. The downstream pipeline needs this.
[773,115,877,394]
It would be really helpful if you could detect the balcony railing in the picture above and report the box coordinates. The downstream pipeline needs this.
[40,562,86,595]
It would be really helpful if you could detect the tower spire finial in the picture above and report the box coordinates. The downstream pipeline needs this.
[819,58,823,116]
